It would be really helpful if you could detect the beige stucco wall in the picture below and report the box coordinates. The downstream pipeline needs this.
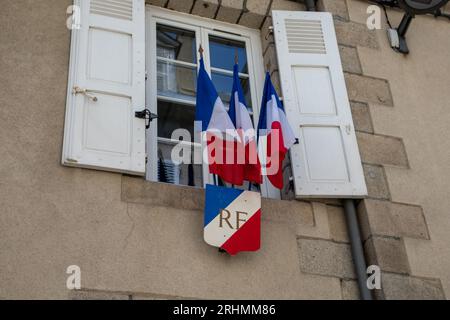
[0,0,355,300]
[2,0,448,300]
[347,0,450,297]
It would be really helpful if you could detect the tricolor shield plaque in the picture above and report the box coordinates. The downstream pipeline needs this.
[204,184,261,255]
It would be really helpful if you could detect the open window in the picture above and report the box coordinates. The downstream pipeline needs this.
[62,2,366,200]
[145,7,277,198]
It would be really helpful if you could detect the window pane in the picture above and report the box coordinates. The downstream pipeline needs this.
[157,101,195,139]
[157,60,197,102]
[157,25,196,63]
[209,36,248,74]
[157,142,203,187]
[211,72,252,109]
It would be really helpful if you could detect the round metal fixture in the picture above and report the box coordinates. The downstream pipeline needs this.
[398,0,449,15]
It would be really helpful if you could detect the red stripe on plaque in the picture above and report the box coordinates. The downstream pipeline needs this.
[221,210,261,256]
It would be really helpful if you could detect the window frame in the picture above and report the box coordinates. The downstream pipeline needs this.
[145,5,279,199]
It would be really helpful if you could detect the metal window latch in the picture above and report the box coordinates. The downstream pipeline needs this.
[294,138,300,145]
[72,86,98,102]
[135,109,157,129]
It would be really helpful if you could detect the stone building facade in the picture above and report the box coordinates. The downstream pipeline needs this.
[1,0,449,299]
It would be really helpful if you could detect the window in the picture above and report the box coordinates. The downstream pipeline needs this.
[63,2,366,199]
[145,7,276,197]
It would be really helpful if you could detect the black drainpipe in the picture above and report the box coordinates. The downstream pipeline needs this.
[294,0,373,300]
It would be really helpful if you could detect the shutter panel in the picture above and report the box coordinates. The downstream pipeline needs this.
[272,11,367,198]
[62,0,146,175]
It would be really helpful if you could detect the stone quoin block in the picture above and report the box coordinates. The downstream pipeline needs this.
[167,0,194,13]
[350,101,373,133]
[270,0,306,11]
[345,73,394,106]
[297,238,356,279]
[216,0,244,24]
[341,279,359,300]
[358,199,429,241]
[238,0,271,29]
[339,45,362,74]
[192,0,220,19]
[378,273,445,300]
[262,198,315,229]
[317,0,350,21]
[294,202,333,240]
[327,205,350,243]
[356,132,409,167]
[364,236,411,275]
[334,20,379,49]
[145,0,168,7]
[363,164,391,200]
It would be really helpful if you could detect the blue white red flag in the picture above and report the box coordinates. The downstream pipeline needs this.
[195,58,244,185]
[228,64,262,185]
[257,72,296,189]
[204,184,261,255]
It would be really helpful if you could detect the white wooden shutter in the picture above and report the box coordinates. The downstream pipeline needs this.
[272,11,367,198]
[62,0,146,175]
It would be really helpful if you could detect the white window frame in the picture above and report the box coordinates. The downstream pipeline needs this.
[145,6,278,198]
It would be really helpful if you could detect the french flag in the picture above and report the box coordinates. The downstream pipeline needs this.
[195,57,244,185]
[257,72,296,189]
[228,63,262,185]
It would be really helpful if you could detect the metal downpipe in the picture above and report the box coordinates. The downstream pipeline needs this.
[304,0,317,11]
[343,199,373,300]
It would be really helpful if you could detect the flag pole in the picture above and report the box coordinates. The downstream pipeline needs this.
[199,44,219,187]
[231,50,239,189]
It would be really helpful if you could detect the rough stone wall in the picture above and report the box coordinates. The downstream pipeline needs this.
[318,0,447,299]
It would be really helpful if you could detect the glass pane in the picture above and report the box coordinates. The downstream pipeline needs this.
[157,142,203,187]
[157,25,196,63]
[157,100,195,139]
[157,60,197,102]
[209,36,248,74]
[211,72,252,109]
